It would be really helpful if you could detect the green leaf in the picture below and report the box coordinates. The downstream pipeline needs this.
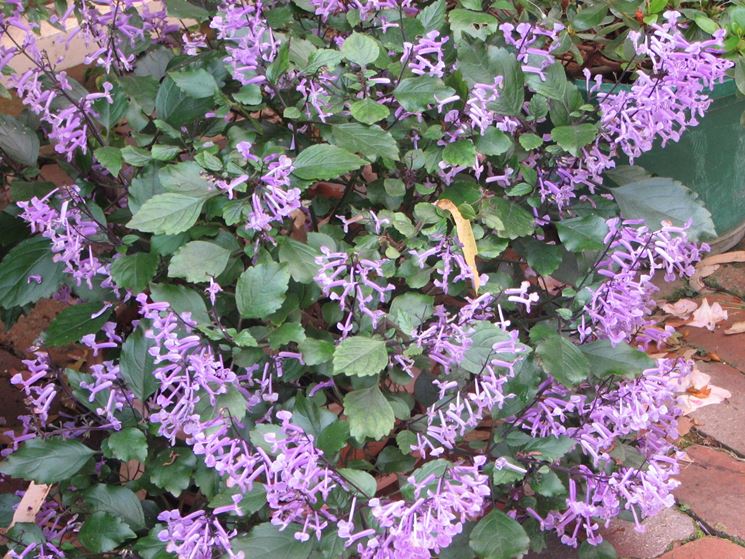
[551,123,598,156]
[121,145,151,167]
[232,523,312,559]
[523,436,576,461]
[120,327,158,400]
[535,335,590,387]
[480,197,534,239]
[581,339,655,379]
[612,177,716,241]
[149,448,196,496]
[350,98,390,124]
[0,494,20,528]
[556,215,608,252]
[169,69,218,98]
[110,252,159,293]
[344,384,395,441]
[461,322,515,374]
[469,509,530,559]
[341,32,380,66]
[449,9,498,41]
[338,468,377,498]
[234,84,263,105]
[476,128,512,156]
[573,3,609,31]
[302,49,343,74]
[128,193,208,235]
[168,241,230,283]
[94,146,123,176]
[393,76,454,112]
[84,484,145,531]
[332,123,399,161]
[151,144,181,161]
[418,0,446,32]
[292,144,365,181]
[266,42,290,84]
[165,0,209,20]
[0,115,39,167]
[236,261,290,318]
[333,336,388,377]
[278,237,321,283]
[150,283,210,324]
[579,540,617,559]
[316,420,349,456]
[389,293,434,335]
[0,437,94,483]
[0,237,64,309]
[45,302,111,346]
[79,512,136,553]
[443,140,476,167]
[155,77,214,127]
[457,45,523,114]
[518,133,542,151]
[159,161,214,195]
[298,337,335,366]
[514,238,563,276]
[105,428,148,463]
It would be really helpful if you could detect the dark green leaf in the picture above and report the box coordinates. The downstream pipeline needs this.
[449,9,498,41]
[612,177,716,241]
[165,0,209,20]
[480,197,534,239]
[0,115,39,167]
[556,215,608,252]
[94,147,123,176]
[551,123,598,156]
[110,252,159,293]
[344,384,395,441]
[149,448,196,497]
[105,428,148,463]
[393,76,454,113]
[155,77,214,127]
[350,98,390,124]
[232,523,312,559]
[581,339,655,379]
[169,68,218,98]
[317,420,350,456]
[443,140,476,167]
[128,193,208,235]
[79,512,136,553]
[332,123,399,161]
[84,484,146,531]
[579,540,617,559]
[476,128,512,156]
[338,468,377,497]
[0,437,94,483]
[278,237,321,283]
[292,144,365,181]
[469,509,530,559]
[0,237,64,309]
[341,32,379,66]
[236,261,290,318]
[168,241,230,283]
[45,302,111,346]
[333,336,388,377]
[150,283,210,324]
[120,327,158,400]
[535,335,590,387]
[573,3,609,31]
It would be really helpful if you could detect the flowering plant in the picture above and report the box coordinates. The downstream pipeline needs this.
[0,1,731,558]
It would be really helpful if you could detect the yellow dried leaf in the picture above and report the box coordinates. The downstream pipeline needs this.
[434,199,480,292]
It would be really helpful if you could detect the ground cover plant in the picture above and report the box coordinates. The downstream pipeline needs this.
[0,0,736,557]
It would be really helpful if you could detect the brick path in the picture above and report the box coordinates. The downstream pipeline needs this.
[530,264,745,559]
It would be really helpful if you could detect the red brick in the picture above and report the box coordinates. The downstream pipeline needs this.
[658,536,745,559]
[675,446,745,540]
[601,508,695,559]
[691,362,745,455]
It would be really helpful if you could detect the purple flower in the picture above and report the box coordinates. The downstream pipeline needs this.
[401,31,448,78]
[313,247,395,337]
[211,0,278,85]
[158,509,242,559]
[10,352,56,427]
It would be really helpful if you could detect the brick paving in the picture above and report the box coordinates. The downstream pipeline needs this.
[530,266,745,558]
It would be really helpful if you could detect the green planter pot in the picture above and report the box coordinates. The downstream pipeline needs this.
[620,79,745,252]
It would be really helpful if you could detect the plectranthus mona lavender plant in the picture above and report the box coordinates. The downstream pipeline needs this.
[0,0,733,557]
